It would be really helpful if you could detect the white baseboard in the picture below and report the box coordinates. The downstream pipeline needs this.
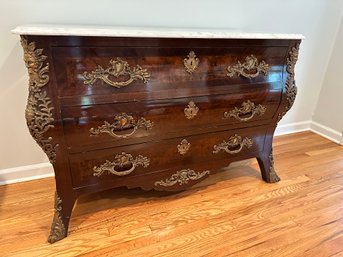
[274,120,312,136]
[274,120,343,143]
[310,121,343,144]
[0,120,341,186]
[0,162,54,186]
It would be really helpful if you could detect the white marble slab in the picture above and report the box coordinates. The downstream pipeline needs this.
[12,24,304,40]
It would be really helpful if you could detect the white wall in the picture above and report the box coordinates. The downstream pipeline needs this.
[1,0,343,170]
[312,14,343,140]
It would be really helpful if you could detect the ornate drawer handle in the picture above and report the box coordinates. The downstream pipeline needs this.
[184,101,199,119]
[213,134,253,154]
[227,55,269,78]
[154,169,210,187]
[90,113,153,138]
[184,51,199,74]
[83,58,150,88]
[93,152,150,177]
[224,100,266,122]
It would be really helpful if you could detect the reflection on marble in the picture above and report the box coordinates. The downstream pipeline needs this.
[12,24,305,39]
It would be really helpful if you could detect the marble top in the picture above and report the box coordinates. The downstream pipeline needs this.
[12,24,304,40]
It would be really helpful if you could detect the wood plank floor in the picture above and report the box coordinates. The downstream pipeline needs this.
[0,131,343,257]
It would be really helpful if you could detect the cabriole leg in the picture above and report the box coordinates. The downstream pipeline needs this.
[256,149,280,183]
[48,191,75,243]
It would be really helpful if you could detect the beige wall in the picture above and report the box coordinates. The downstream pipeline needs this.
[1,0,343,169]
[312,15,343,136]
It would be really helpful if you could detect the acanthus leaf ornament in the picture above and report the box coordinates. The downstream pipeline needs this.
[278,43,300,122]
[184,51,200,74]
[93,152,150,177]
[21,38,58,163]
[154,169,210,187]
[83,58,150,88]
[224,100,266,122]
[48,192,66,243]
[227,55,269,79]
[90,113,153,138]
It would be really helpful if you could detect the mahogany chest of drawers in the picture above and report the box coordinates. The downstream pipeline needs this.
[13,25,302,243]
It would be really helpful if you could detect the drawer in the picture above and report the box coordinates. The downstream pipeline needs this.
[53,45,288,102]
[62,87,280,152]
[69,126,267,188]
[76,160,238,193]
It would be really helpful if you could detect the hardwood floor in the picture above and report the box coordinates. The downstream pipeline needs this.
[0,131,342,257]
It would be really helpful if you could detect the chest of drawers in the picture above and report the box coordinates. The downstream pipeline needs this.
[13,25,302,243]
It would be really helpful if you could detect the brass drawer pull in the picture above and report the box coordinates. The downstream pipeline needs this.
[93,152,150,177]
[224,100,266,122]
[184,101,199,119]
[184,51,199,74]
[90,113,153,138]
[227,55,269,78]
[154,169,210,187]
[83,58,150,88]
[213,134,253,154]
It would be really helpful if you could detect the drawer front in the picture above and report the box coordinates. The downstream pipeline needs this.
[62,87,280,152]
[69,126,267,188]
[76,160,235,193]
[53,46,288,102]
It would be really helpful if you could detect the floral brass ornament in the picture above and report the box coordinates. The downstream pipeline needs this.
[90,113,153,138]
[83,58,150,88]
[21,38,58,163]
[268,149,280,183]
[154,169,210,187]
[227,55,269,79]
[177,139,191,155]
[93,152,150,177]
[184,51,199,74]
[224,100,267,122]
[278,43,300,122]
[48,192,66,243]
[184,101,199,119]
[213,134,253,154]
